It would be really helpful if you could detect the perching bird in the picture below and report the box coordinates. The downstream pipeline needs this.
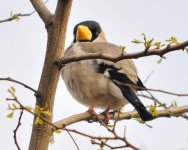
[61,20,153,122]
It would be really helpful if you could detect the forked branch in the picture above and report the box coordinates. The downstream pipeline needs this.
[30,0,52,26]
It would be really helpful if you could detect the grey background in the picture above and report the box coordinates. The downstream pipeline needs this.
[0,0,188,149]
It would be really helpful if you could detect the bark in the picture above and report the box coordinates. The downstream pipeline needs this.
[29,0,73,150]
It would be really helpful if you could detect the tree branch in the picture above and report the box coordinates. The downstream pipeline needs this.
[115,82,188,97]
[7,92,188,150]
[58,40,188,66]
[13,110,23,150]
[0,0,50,24]
[66,131,80,150]
[30,0,52,26]
[54,105,188,128]
[0,13,34,24]
[0,77,37,93]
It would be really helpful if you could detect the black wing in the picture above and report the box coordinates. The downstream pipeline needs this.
[98,62,153,121]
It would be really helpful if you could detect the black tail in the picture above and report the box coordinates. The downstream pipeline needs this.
[119,85,153,121]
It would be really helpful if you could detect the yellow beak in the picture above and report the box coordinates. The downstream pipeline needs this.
[76,25,92,41]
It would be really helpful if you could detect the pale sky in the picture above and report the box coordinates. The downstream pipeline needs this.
[0,1,188,150]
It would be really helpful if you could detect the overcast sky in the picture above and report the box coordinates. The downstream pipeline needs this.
[1,0,188,150]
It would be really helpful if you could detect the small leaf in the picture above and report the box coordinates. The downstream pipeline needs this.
[166,36,178,44]
[25,106,33,111]
[10,87,16,93]
[34,105,40,114]
[12,103,17,109]
[7,87,16,97]
[146,38,154,49]
[7,111,14,118]
[10,11,20,22]
[141,33,147,43]
[171,36,177,43]
[34,116,43,125]
[132,39,143,44]
[149,105,158,117]
[54,130,62,134]
[172,101,178,108]
[38,118,43,125]
[41,111,52,117]
[119,45,126,52]
[154,42,162,49]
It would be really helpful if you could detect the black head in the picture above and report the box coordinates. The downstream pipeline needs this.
[73,20,102,43]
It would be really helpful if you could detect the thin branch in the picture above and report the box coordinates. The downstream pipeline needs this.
[58,40,188,66]
[91,140,130,150]
[66,131,80,150]
[103,115,139,150]
[7,94,188,149]
[0,13,34,23]
[64,128,116,140]
[0,77,37,93]
[30,0,52,26]
[114,82,188,97]
[0,0,50,24]
[13,110,23,150]
[7,96,133,149]
[137,92,168,109]
[92,140,135,150]
[66,127,138,149]
[91,140,113,149]
[143,70,155,84]
[146,87,188,97]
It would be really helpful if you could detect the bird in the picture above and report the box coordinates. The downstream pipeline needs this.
[61,20,153,122]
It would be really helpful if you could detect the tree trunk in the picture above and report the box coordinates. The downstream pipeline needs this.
[29,0,73,150]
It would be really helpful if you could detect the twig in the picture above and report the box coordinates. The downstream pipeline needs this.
[0,0,50,24]
[66,131,80,150]
[92,140,135,150]
[0,13,34,23]
[146,87,188,97]
[58,40,188,67]
[138,92,167,108]
[66,127,138,150]
[91,140,116,149]
[64,128,115,140]
[143,70,155,84]
[114,81,188,97]
[7,95,137,149]
[103,116,139,150]
[0,77,37,93]
[7,94,188,149]
[13,110,24,150]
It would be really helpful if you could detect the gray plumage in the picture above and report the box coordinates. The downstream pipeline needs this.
[61,21,153,121]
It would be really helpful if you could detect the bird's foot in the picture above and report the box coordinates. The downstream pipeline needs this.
[100,107,110,124]
[87,108,101,123]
